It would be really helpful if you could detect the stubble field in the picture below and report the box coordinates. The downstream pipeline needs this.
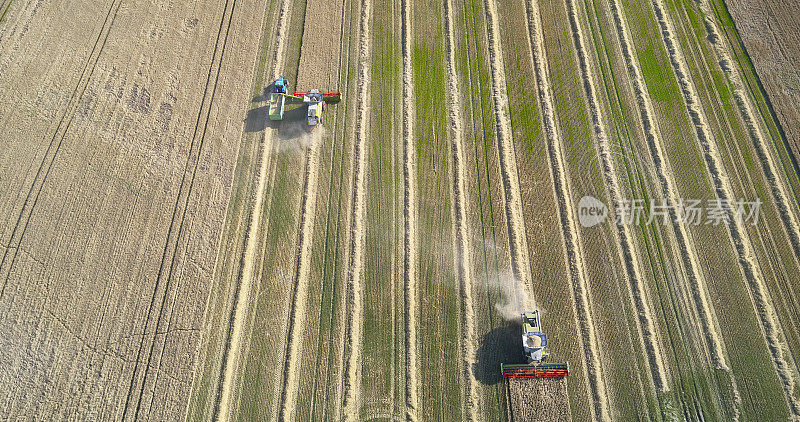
[1,0,799,420]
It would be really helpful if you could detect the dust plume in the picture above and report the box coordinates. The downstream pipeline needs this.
[275,121,327,153]
[489,271,537,321]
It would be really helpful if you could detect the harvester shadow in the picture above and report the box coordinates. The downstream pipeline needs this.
[246,102,308,134]
[473,323,526,386]
[267,106,311,141]
[275,105,308,132]
[245,106,267,132]
[252,86,273,103]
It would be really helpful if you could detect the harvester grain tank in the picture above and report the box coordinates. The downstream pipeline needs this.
[302,89,324,126]
[501,310,569,378]
[267,77,341,128]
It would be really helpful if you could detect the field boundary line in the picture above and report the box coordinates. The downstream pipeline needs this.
[0,0,122,298]
[444,0,481,419]
[341,0,372,418]
[649,0,800,415]
[696,0,800,314]
[697,0,800,294]
[522,0,611,418]
[213,0,293,417]
[400,0,421,418]
[563,0,667,391]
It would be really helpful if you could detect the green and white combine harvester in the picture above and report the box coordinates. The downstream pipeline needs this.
[501,310,570,378]
[268,76,341,128]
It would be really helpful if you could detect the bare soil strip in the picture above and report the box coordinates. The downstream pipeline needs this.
[508,378,572,421]
[603,0,735,397]
[697,0,800,267]
[401,0,421,418]
[278,146,321,420]
[522,0,610,418]
[341,0,372,418]
[482,0,533,290]
[649,0,800,415]
[444,0,481,418]
[215,0,293,418]
[0,0,122,296]
[562,0,667,390]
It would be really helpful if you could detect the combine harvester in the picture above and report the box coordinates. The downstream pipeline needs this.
[501,310,569,378]
[268,76,341,128]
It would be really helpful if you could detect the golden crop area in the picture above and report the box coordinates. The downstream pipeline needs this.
[1,0,799,419]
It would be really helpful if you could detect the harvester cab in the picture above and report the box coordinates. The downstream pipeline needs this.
[501,310,569,378]
[522,311,549,363]
[303,89,324,126]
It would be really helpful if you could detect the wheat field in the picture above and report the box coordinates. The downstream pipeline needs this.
[1,0,799,419]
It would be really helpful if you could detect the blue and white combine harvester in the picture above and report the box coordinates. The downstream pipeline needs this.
[501,310,570,378]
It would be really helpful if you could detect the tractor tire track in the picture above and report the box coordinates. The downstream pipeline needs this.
[522,0,611,418]
[605,0,731,375]
[341,0,371,418]
[0,0,121,298]
[698,0,800,296]
[400,0,421,418]
[278,145,321,421]
[649,0,800,415]
[563,0,668,390]
[214,0,293,418]
[123,0,239,418]
[444,0,481,418]
[482,0,533,290]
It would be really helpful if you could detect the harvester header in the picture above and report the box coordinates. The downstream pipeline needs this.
[501,310,569,378]
[293,91,341,102]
